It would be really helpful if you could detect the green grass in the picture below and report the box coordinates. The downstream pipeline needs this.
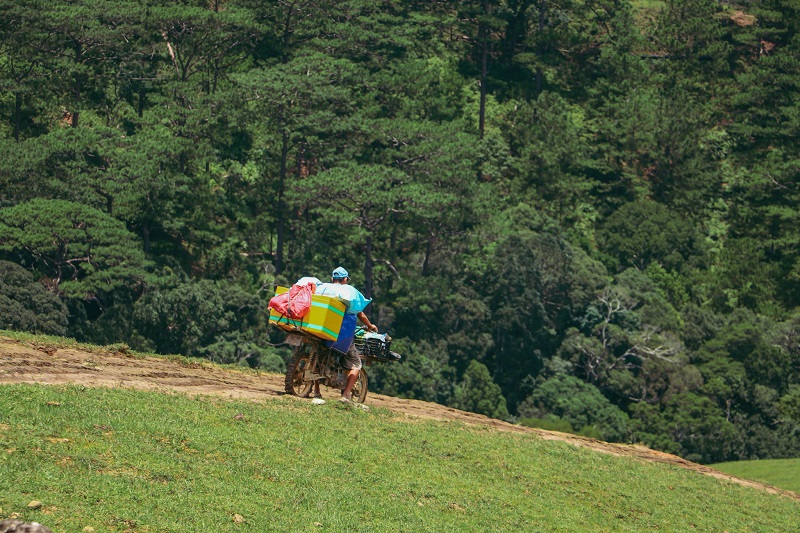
[712,459,800,493]
[630,0,666,9]
[1,385,799,532]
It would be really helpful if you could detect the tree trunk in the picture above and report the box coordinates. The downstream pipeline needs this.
[422,234,434,277]
[72,42,82,128]
[536,0,546,94]
[13,92,21,142]
[142,223,151,254]
[138,86,146,118]
[478,0,489,138]
[98,190,113,215]
[213,60,219,94]
[275,131,289,274]
[364,233,374,299]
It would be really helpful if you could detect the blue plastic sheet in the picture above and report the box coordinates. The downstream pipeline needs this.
[315,283,372,314]
[329,313,357,352]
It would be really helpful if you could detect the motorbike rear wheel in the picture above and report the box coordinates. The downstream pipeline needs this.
[284,350,314,397]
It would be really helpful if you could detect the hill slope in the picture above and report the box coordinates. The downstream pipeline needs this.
[1,333,797,504]
[5,383,800,531]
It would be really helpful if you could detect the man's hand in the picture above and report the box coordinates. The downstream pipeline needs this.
[357,311,379,333]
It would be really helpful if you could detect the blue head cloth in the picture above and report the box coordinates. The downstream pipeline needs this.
[332,266,349,279]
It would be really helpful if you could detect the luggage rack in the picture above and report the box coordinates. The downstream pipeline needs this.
[354,332,401,362]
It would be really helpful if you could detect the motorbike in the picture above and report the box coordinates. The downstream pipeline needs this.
[283,327,401,403]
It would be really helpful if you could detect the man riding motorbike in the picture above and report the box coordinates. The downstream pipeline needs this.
[312,266,378,402]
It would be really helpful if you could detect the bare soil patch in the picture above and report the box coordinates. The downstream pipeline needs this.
[1,335,797,501]
[730,10,756,27]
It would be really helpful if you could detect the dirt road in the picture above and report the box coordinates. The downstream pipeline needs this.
[1,335,797,501]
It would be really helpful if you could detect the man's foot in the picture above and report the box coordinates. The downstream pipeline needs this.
[338,396,352,404]
[311,398,326,405]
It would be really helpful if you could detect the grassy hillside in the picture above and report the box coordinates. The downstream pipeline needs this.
[712,459,800,493]
[1,384,798,532]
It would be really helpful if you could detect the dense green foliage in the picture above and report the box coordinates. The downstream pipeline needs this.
[1,0,799,463]
[2,383,800,531]
[0,261,68,335]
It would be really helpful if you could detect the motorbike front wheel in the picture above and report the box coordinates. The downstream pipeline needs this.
[351,368,368,404]
[284,350,314,397]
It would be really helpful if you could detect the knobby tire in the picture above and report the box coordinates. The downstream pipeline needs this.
[284,350,313,397]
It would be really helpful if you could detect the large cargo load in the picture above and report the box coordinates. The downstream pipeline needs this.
[268,286,346,342]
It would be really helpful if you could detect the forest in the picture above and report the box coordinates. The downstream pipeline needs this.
[1,0,799,464]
